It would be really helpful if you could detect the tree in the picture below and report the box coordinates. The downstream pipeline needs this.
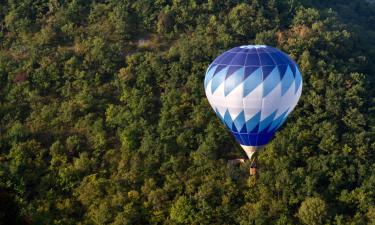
[297,197,328,225]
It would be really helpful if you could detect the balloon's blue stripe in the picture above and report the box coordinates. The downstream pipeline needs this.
[230,131,275,146]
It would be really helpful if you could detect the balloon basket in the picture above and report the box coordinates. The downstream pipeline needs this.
[227,158,257,176]
[249,160,257,176]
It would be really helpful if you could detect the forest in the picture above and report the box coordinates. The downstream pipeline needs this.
[0,0,375,224]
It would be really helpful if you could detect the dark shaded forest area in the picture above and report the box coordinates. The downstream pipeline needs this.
[0,0,375,224]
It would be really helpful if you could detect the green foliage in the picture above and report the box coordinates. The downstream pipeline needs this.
[297,197,328,225]
[0,0,374,224]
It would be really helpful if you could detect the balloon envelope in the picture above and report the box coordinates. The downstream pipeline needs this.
[204,45,302,152]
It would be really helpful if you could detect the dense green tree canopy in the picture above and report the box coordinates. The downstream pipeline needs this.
[0,0,374,224]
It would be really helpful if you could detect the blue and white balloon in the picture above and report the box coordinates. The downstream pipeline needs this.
[204,45,302,158]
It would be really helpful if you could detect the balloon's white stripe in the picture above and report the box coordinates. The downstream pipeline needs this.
[226,82,244,120]
[275,79,296,118]
[243,83,263,121]
[260,82,281,121]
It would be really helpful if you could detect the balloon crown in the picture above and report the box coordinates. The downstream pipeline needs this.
[239,45,267,49]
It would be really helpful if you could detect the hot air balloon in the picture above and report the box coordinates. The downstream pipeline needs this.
[204,45,302,162]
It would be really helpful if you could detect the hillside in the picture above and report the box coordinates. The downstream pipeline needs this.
[0,0,375,224]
